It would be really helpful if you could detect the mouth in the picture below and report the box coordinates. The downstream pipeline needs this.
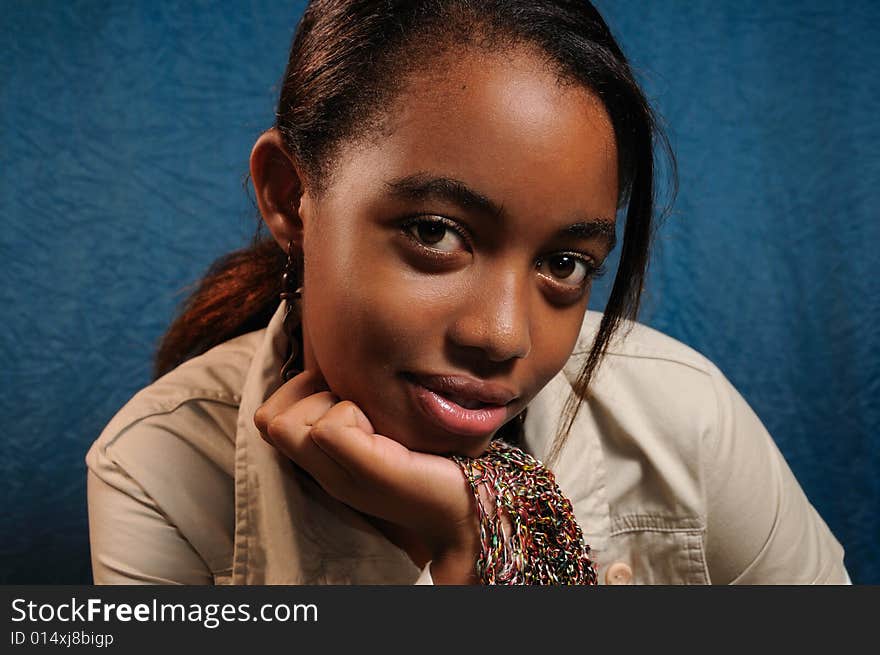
[402,373,515,439]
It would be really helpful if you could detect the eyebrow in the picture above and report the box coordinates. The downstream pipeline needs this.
[385,172,617,253]
[560,220,617,253]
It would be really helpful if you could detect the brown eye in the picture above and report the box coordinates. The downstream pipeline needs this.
[537,253,593,288]
[549,255,577,279]
[416,221,446,245]
[404,217,467,253]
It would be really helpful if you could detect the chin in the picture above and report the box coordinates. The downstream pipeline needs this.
[408,425,495,459]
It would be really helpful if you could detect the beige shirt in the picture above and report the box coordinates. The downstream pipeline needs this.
[86,301,847,585]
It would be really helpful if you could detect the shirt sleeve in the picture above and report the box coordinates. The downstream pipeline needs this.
[703,365,848,584]
[85,397,237,585]
[87,467,214,584]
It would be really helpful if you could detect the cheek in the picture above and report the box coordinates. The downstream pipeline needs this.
[301,233,449,397]
[527,310,585,395]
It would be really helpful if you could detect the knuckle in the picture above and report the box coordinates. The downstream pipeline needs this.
[311,398,340,428]
[308,423,329,447]
[309,415,334,443]
[325,399,357,425]
[265,413,289,444]
[253,406,269,433]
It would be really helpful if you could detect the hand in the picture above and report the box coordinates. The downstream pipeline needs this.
[253,368,485,584]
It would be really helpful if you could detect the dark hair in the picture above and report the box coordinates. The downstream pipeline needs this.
[155,0,674,464]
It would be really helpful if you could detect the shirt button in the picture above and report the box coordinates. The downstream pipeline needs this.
[605,562,633,585]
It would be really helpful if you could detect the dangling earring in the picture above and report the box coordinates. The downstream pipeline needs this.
[280,239,304,382]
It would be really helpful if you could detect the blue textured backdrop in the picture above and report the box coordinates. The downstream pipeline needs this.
[1,1,877,584]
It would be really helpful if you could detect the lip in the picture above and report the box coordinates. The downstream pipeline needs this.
[408,373,518,406]
[404,373,517,438]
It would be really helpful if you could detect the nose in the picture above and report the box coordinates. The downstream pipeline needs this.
[447,268,532,363]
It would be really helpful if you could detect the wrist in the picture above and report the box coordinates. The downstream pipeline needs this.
[430,544,480,585]
[429,515,481,585]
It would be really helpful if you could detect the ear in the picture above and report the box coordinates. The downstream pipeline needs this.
[250,127,308,250]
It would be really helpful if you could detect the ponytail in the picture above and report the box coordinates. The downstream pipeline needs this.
[153,234,285,380]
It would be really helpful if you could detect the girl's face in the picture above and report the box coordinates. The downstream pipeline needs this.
[297,48,619,457]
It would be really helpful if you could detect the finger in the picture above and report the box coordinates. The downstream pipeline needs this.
[263,390,338,450]
[311,419,471,531]
[307,402,481,544]
[253,368,330,434]
[309,402,437,507]
[311,423,411,512]
[309,401,463,497]
[315,398,375,434]
[263,391,355,492]
[309,401,387,477]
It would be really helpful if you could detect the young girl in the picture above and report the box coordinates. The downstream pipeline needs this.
[86,0,848,585]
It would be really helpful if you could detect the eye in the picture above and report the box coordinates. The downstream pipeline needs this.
[537,253,605,288]
[402,216,468,253]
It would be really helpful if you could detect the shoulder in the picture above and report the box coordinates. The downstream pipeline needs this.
[565,311,724,439]
[558,313,846,584]
[560,313,730,539]
[88,327,263,465]
[571,310,717,374]
[85,328,266,574]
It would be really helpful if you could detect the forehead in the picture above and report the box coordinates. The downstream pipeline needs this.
[326,47,619,222]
